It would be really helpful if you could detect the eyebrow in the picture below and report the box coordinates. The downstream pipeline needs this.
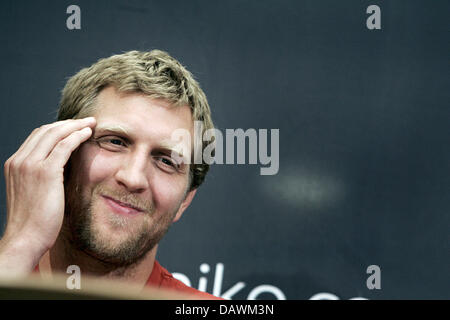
[94,124,132,136]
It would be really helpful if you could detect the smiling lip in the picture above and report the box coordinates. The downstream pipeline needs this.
[102,195,144,216]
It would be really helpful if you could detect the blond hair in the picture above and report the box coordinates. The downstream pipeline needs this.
[58,50,214,190]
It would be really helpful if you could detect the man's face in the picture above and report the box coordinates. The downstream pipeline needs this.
[65,86,196,266]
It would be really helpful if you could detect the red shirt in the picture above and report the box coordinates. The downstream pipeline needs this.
[35,260,220,299]
[145,260,220,299]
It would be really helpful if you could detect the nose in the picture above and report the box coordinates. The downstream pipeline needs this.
[114,151,150,193]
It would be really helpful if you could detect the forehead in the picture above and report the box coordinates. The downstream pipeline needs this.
[93,87,194,143]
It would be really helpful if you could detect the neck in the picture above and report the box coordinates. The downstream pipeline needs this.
[38,224,157,290]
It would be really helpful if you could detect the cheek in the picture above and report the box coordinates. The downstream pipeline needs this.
[75,144,118,188]
[151,173,188,211]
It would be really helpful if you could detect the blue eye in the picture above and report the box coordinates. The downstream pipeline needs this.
[161,157,175,167]
[94,136,127,150]
[109,139,124,146]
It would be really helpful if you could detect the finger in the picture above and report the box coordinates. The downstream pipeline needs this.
[19,117,96,163]
[12,119,82,159]
[12,118,96,163]
[45,127,94,169]
[3,159,11,215]
[4,119,92,197]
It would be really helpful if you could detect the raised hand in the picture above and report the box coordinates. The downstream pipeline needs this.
[0,117,96,276]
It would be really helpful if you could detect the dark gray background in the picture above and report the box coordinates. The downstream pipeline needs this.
[0,0,448,299]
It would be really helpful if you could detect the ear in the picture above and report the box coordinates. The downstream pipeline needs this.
[172,188,197,223]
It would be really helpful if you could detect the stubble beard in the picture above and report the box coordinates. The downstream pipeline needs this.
[63,178,177,268]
